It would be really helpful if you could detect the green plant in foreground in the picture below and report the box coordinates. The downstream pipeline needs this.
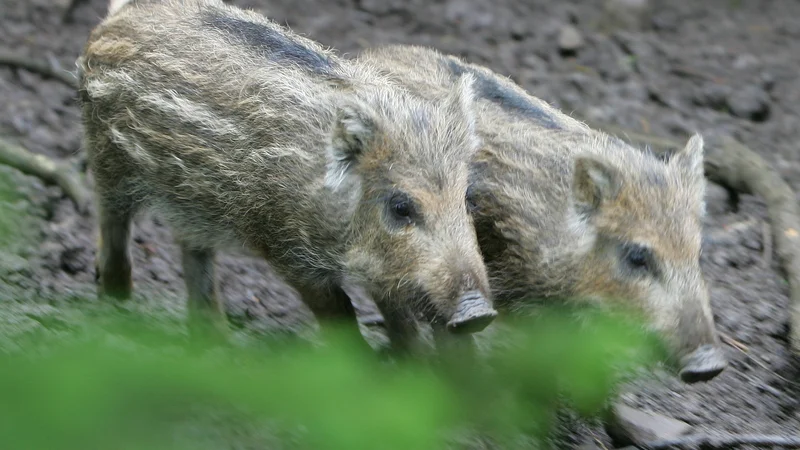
[0,306,666,450]
[0,170,666,449]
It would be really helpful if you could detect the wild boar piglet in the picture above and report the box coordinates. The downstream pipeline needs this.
[78,0,495,354]
[360,44,727,381]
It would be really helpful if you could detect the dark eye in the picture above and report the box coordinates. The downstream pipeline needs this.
[622,244,653,273]
[393,198,411,218]
[388,192,416,225]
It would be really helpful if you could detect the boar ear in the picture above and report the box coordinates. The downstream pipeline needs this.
[325,103,377,191]
[446,72,476,115]
[572,155,621,212]
[444,73,479,149]
[670,133,704,180]
[671,133,707,216]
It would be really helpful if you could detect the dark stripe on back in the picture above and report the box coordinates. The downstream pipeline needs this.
[203,12,334,74]
[445,59,561,130]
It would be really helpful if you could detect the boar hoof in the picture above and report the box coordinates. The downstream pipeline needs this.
[679,344,727,383]
[447,291,497,334]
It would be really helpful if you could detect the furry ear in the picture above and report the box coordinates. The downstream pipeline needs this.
[670,133,704,180]
[573,155,621,212]
[325,103,377,191]
[671,133,707,217]
[443,73,479,149]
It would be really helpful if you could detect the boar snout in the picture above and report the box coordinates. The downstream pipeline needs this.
[446,290,497,334]
[678,344,727,383]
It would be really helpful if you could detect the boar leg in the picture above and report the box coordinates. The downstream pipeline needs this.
[96,199,134,300]
[180,244,229,341]
[373,301,424,357]
[299,285,373,353]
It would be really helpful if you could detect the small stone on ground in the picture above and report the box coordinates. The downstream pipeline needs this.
[605,403,692,447]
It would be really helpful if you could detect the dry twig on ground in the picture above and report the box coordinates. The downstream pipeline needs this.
[0,51,78,89]
[0,137,89,213]
[585,119,800,355]
[639,433,800,449]
[0,51,89,213]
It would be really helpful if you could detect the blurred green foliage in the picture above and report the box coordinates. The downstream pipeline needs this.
[0,168,667,449]
[0,306,666,450]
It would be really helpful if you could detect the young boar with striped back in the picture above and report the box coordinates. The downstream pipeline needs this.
[78,0,495,354]
[359,45,727,382]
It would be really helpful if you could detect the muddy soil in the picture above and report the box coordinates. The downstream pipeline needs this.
[1,0,799,448]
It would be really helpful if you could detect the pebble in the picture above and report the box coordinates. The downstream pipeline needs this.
[694,84,732,110]
[605,403,693,447]
[727,85,771,122]
[759,71,776,91]
[733,53,759,70]
[558,25,584,54]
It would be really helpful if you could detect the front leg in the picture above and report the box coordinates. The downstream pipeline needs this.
[297,284,374,355]
[372,300,428,359]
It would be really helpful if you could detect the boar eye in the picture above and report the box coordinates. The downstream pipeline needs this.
[621,243,654,274]
[387,192,416,225]
[393,200,411,217]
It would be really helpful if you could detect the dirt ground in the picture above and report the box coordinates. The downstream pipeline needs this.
[1,0,799,448]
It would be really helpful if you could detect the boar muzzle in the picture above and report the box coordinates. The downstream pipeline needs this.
[678,344,727,383]
[446,290,497,334]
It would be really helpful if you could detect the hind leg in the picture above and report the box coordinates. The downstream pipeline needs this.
[180,244,229,342]
[96,198,135,300]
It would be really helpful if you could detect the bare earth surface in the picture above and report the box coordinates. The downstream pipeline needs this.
[1,0,799,448]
